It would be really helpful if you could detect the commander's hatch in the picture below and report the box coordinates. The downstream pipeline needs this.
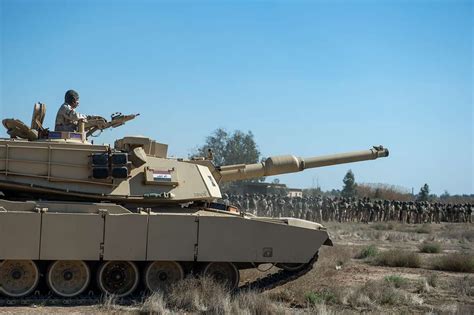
[2,102,47,141]
[2,102,87,143]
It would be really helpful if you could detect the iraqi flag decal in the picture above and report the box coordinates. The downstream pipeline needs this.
[153,170,172,182]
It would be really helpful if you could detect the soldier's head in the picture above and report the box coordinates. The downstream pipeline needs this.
[65,90,80,108]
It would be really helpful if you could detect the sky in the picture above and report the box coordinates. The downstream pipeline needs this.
[0,0,472,195]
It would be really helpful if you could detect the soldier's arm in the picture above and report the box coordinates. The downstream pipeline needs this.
[64,107,86,122]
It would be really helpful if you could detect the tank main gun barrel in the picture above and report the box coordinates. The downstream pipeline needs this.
[217,146,389,182]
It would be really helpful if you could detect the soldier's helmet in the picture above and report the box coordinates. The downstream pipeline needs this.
[65,90,79,105]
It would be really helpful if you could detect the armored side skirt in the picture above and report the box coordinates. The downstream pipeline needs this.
[0,201,331,264]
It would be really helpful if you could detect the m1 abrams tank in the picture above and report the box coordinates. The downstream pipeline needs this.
[0,104,389,301]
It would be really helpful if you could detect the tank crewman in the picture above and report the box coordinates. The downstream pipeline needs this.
[55,90,87,132]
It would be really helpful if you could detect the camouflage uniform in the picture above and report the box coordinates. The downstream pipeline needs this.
[55,103,86,132]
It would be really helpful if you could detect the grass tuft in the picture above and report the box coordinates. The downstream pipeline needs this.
[100,294,119,311]
[356,245,379,259]
[375,249,421,268]
[384,275,408,288]
[427,273,439,287]
[419,242,442,253]
[141,292,170,314]
[304,289,337,306]
[347,279,410,307]
[432,253,474,273]
[415,224,432,234]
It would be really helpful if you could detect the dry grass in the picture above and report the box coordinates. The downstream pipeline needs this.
[452,276,474,297]
[140,292,169,314]
[432,253,474,273]
[371,223,394,231]
[374,249,421,268]
[346,279,416,309]
[440,226,474,242]
[136,277,287,314]
[100,294,119,311]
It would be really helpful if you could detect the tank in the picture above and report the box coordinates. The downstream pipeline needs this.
[0,105,389,302]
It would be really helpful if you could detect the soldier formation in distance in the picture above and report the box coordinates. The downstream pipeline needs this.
[219,194,473,224]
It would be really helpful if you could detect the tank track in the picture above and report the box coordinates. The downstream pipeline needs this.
[0,292,145,307]
[238,251,319,293]
[0,253,318,306]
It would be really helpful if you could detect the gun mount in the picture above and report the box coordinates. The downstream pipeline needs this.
[84,112,140,137]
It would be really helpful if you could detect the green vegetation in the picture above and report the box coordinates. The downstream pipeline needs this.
[194,128,261,167]
[432,253,474,273]
[417,183,430,201]
[375,249,421,268]
[356,245,379,259]
[341,169,357,198]
[384,275,408,288]
[419,242,442,253]
[304,289,337,306]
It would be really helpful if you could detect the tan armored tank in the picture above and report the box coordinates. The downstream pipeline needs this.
[0,104,389,301]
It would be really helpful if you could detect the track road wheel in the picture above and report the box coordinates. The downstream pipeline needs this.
[97,261,139,297]
[144,261,184,292]
[203,262,239,290]
[0,260,39,297]
[47,260,90,297]
[275,263,307,272]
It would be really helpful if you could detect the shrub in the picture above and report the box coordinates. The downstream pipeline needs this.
[415,224,432,234]
[432,253,474,273]
[356,245,379,259]
[419,242,442,254]
[304,289,337,306]
[384,275,408,288]
[375,249,421,268]
[372,223,393,231]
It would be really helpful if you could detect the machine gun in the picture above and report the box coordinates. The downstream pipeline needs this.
[84,112,140,137]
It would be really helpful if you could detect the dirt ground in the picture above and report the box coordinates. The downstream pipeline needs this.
[2,222,473,314]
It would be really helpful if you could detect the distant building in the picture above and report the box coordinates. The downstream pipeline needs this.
[287,188,303,198]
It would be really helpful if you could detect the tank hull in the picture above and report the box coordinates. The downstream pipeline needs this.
[0,199,331,299]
